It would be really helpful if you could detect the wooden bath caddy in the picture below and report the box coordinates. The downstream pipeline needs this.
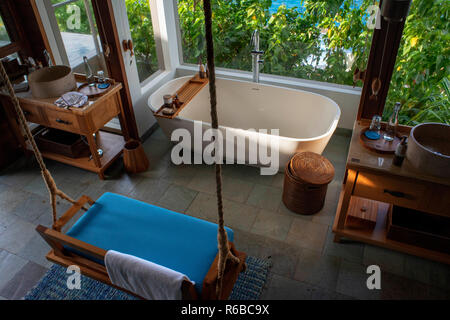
[154,74,208,119]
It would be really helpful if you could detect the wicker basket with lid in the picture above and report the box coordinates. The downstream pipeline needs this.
[282,152,335,215]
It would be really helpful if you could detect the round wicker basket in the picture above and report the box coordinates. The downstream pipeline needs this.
[282,152,334,215]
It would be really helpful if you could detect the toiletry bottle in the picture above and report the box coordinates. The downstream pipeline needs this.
[162,94,175,116]
[367,115,382,139]
[97,70,105,83]
[205,63,209,78]
[83,56,95,86]
[27,57,36,73]
[199,63,206,79]
[173,94,182,109]
[163,94,173,107]
[384,102,401,141]
[393,136,407,166]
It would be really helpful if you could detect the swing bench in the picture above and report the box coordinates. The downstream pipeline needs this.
[36,192,246,300]
[2,0,244,300]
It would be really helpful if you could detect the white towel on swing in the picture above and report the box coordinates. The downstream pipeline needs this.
[105,250,193,300]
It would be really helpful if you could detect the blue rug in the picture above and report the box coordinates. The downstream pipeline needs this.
[24,256,271,300]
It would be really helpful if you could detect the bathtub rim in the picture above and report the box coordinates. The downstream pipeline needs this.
[148,76,341,142]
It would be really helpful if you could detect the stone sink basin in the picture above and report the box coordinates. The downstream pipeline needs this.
[28,65,77,99]
[406,122,450,178]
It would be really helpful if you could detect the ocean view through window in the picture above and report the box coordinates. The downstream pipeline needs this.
[270,0,363,13]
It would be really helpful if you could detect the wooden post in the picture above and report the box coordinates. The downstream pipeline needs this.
[91,0,140,141]
[357,0,409,120]
[333,169,358,243]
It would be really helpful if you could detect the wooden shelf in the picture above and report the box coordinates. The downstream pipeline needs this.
[333,190,450,265]
[154,74,208,119]
[3,78,130,179]
[333,120,450,265]
[27,131,124,176]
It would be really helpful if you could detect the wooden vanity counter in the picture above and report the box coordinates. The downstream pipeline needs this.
[333,120,450,264]
[0,79,128,179]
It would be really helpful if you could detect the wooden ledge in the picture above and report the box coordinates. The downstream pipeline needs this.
[154,74,208,119]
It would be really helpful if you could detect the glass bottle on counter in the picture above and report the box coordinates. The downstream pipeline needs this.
[384,102,401,141]
[393,136,408,166]
[83,56,95,87]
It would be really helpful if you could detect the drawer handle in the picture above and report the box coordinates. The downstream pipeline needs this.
[55,118,71,125]
[383,189,406,198]
[23,110,31,116]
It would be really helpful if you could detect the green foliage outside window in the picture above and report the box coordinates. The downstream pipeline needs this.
[384,0,449,125]
[52,0,449,124]
[179,0,374,86]
[124,0,159,82]
[52,0,93,35]
[0,15,11,43]
[178,0,449,125]
[52,0,158,82]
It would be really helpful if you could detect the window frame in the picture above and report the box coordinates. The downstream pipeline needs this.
[172,0,412,125]
[0,1,26,59]
[43,0,104,69]
[132,0,166,87]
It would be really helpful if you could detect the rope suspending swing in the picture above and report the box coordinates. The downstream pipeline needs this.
[0,61,85,229]
[0,0,240,299]
[202,0,242,298]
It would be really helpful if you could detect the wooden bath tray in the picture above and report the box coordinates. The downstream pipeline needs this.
[359,127,401,154]
[154,74,208,119]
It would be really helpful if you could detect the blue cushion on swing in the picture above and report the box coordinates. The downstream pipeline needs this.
[66,192,234,292]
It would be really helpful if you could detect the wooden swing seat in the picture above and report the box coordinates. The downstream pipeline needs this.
[36,192,246,300]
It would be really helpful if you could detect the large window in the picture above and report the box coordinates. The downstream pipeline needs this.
[124,0,159,83]
[0,15,11,47]
[178,0,374,87]
[383,0,449,125]
[178,0,448,125]
[51,0,104,69]
[48,0,159,84]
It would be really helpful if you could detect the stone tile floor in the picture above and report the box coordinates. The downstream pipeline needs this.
[0,128,449,300]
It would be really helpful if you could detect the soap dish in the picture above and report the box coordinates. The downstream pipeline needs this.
[364,130,380,140]
[360,127,400,154]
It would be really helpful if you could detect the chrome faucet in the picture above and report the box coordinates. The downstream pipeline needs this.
[250,30,264,83]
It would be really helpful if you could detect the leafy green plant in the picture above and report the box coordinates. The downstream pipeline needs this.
[383,0,450,124]
[178,0,449,125]
[125,0,158,81]
[178,0,374,85]
[52,0,158,82]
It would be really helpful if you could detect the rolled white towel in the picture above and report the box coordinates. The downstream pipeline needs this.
[105,250,193,300]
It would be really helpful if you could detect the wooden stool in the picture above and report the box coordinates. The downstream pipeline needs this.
[282,152,335,215]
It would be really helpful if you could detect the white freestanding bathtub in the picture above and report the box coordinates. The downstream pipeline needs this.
[149,76,340,173]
